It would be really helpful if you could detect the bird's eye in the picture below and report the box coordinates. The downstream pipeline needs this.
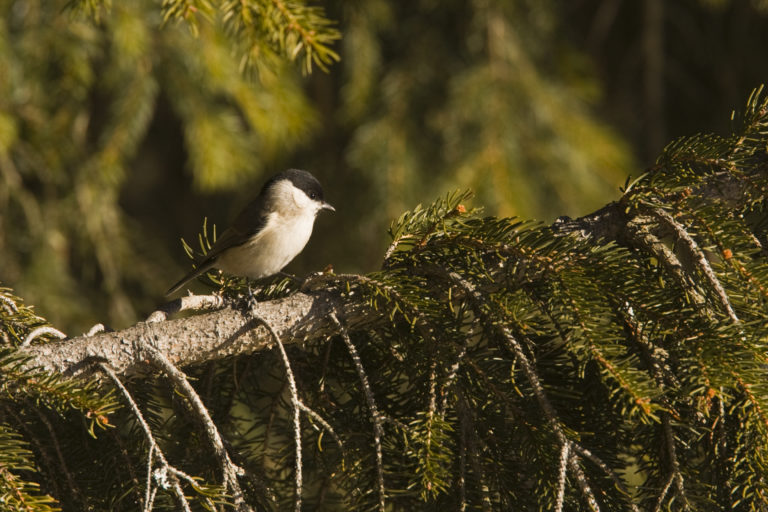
[309,192,317,200]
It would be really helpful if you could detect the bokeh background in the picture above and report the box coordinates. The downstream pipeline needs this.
[1,0,767,333]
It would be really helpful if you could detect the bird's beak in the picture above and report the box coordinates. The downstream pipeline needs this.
[321,202,335,212]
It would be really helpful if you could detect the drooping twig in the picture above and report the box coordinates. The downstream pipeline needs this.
[98,363,192,512]
[568,444,641,511]
[447,271,612,511]
[626,218,707,308]
[458,403,468,512]
[663,414,690,510]
[458,392,492,512]
[623,302,690,511]
[137,343,250,512]
[650,207,738,322]
[330,313,386,512]
[653,471,676,512]
[554,441,571,512]
[249,310,303,512]
[569,455,601,512]
[144,444,155,512]
[297,399,343,452]
[2,404,64,504]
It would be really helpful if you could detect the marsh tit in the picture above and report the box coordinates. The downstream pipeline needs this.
[166,169,334,296]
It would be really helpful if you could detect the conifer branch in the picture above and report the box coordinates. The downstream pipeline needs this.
[570,444,639,511]
[330,313,386,512]
[626,218,707,307]
[28,404,85,508]
[623,305,678,390]
[439,338,469,413]
[99,363,192,512]
[249,310,303,512]
[0,424,59,512]
[168,467,218,511]
[7,102,768,509]
[569,455,601,512]
[17,292,351,379]
[447,270,639,510]
[458,408,468,512]
[652,471,676,512]
[458,394,492,512]
[554,441,571,512]
[1,405,63,509]
[649,206,739,322]
[297,400,343,451]
[138,342,250,512]
[144,444,155,512]
[0,295,19,315]
[662,414,690,510]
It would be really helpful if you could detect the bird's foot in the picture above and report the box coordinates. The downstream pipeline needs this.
[242,284,259,311]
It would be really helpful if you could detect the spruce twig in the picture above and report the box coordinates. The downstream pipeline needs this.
[653,471,676,512]
[626,218,707,308]
[569,455,601,512]
[448,270,640,511]
[137,343,250,511]
[249,310,303,512]
[330,313,386,512]
[144,444,155,512]
[649,206,739,322]
[458,393,492,512]
[28,403,86,508]
[99,363,192,512]
[297,400,343,451]
[554,441,571,512]
[663,415,690,510]
[0,295,19,314]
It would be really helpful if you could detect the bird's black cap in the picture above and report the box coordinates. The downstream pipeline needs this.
[264,168,326,202]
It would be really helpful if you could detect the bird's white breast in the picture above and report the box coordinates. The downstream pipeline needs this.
[216,210,316,279]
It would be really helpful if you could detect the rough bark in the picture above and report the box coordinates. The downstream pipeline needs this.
[17,291,353,379]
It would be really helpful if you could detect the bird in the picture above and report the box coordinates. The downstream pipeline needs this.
[166,169,334,296]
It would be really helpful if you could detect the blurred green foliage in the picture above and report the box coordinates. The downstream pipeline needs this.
[2,0,768,333]
[0,0,317,330]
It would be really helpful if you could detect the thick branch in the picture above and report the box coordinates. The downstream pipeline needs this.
[18,292,356,379]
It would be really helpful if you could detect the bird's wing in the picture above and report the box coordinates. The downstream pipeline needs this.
[203,194,271,260]
[166,195,270,296]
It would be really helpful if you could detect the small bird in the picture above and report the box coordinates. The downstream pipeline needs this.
[166,169,334,296]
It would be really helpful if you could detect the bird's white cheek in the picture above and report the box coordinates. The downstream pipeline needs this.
[292,187,313,209]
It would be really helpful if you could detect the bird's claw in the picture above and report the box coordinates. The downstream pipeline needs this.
[243,284,259,311]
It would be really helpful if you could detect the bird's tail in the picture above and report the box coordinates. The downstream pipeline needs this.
[165,262,215,297]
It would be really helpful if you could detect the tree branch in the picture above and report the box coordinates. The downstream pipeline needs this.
[17,292,356,379]
[140,342,251,512]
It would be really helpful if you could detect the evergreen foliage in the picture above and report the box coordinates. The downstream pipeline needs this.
[338,0,634,222]
[0,0,317,329]
[0,0,648,334]
[3,87,768,510]
[0,425,59,512]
